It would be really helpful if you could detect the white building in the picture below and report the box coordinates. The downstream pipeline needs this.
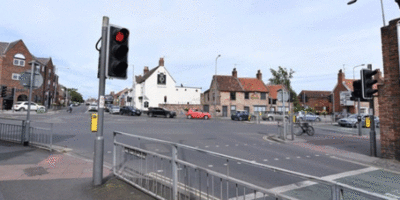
[128,58,201,111]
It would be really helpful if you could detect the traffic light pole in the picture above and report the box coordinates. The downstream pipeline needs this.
[93,16,108,186]
[358,98,362,136]
[367,64,377,157]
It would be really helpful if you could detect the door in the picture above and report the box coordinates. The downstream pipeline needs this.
[244,106,250,113]
[222,106,228,117]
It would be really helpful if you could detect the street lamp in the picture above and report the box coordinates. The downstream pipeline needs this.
[353,64,365,80]
[214,55,221,118]
[347,0,386,26]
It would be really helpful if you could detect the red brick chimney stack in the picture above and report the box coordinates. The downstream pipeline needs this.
[232,68,237,78]
[159,58,164,66]
[144,66,149,75]
[338,69,345,83]
[256,70,262,80]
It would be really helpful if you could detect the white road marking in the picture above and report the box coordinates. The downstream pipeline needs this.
[224,163,228,166]
[225,145,229,147]
[268,167,378,194]
[208,165,213,168]
[285,157,290,160]
[315,155,320,157]
[296,156,301,158]
[306,156,310,158]
[237,162,241,164]
[157,170,163,173]
[107,151,111,153]
[205,146,209,148]
[274,158,279,161]
[216,145,219,147]
[263,159,268,162]
[235,144,239,146]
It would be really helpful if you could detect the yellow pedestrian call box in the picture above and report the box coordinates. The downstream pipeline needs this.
[365,117,371,128]
[293,115,296,123]
[91,113,98,132]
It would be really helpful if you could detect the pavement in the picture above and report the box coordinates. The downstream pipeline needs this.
[0,140,156,200]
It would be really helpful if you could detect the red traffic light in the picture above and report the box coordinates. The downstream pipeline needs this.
[114,28,129,43]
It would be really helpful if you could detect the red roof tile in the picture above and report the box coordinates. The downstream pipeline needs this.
[215,76,244,92]
[238,78,268,92]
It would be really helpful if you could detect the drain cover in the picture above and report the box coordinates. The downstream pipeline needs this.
[23,167,48,177]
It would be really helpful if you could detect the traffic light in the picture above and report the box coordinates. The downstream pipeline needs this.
[1,86,7,97]
[361,69,378,99]
[350,80,362,101]
[107,25,129,79]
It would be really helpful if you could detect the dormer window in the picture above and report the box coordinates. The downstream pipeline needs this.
[13,53,25,66]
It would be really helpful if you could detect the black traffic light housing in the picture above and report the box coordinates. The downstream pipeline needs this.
[361,69,378,100]
[107,25,129,79]
[1,85,7,97]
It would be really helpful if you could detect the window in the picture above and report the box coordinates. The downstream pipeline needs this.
[230,92,236,100]
[164,96,167,103]
[261,92,266,100]
[245,92,249,99]
[204,105,209,112]
[12,73,21,80]
[207,93,210,101]
[144,101,149,108]
[230,105,236,115]
[13,53,25,67]
[244,106,250,113]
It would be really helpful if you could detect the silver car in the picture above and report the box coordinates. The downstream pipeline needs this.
[109,105,120,114]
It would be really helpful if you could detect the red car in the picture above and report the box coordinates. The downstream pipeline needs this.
[186,109,211,120]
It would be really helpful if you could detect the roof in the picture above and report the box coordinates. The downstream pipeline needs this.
[343,79,354,91]
[265,85,284,99]
[238,78,268,92]
[136,66,160,83]
[214,75,244,92]
[0,42,8,55]
[299,90,331,98]
[36,57,50,65]
[0,40,21,55]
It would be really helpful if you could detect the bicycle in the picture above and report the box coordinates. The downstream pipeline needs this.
[293,122,315,136]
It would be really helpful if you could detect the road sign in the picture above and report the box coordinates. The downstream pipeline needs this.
[277,90,289,102]
[19,70,43,89]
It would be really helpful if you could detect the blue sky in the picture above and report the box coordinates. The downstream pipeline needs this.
[1,0,399,99]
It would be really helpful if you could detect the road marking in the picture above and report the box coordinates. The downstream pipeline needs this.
[107,151,111,153]
[208,165,213,168]
[216,145,219,147]
[157,170,163,173]
[224,163,228,166]
[296,156,301,158]
[263,159,268,162]
[205,146,209,148]
[235,144,239,146]
[268,167,378,194]
[225,145,229,147]
[274,158,279,161]
[306,156,310,158]
[315,155,320,157]
[237,162,241,164]
[285,157,290,160]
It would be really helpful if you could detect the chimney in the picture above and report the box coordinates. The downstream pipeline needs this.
[256,70,262,80]
[159,57,164,66]
[144,66,149,75]
[232,68,237,78]
[338,69,345,84]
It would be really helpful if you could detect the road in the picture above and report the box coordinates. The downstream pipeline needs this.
[5,105,400,199]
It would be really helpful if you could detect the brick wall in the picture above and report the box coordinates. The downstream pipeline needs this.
[379,18,400,160]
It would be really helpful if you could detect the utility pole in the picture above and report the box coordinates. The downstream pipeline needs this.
[132,65,135,107]
[93,16,109,186]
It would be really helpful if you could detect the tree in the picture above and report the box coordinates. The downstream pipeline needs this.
[67,88,84,103]
[268,66,302,111]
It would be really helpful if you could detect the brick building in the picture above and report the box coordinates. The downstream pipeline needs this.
[379,18,400,160]
[332,69,380,116]
[0,40,59,110]
[202,68,269,117]
[298,90,332,113]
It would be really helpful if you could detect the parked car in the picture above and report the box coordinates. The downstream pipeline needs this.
[147,107,176,118]
[88,103,98,111]
[337,114,359,127]
[186,109,211,119]
[230,110,249,121]
[262,111,289,121]
[105,104,113,112]
[296,111,321,122]
[109,105,120,114]
[361,116,380,128]
[13,101,45,111]
[120,106,141,116]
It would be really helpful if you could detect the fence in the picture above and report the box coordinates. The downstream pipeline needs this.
[0,118,53,151]
[113,131,393,200]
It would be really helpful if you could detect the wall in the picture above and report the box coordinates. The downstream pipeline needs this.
[158,103,202,116]
[379,18,400,160]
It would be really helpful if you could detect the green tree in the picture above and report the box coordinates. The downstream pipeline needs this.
[268,66,302,112]
[68,88,84,103]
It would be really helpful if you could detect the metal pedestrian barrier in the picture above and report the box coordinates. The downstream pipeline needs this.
[0,118,53,151]
[113,131,393,200]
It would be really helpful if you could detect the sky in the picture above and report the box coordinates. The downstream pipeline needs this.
[1,0,399,100]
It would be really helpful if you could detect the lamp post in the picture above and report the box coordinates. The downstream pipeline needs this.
[353,64,365,80]
[347,0,386,26]
[214,55,221,118]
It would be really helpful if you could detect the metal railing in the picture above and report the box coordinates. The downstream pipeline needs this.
[0,118,53,151]
[113,131,393,200]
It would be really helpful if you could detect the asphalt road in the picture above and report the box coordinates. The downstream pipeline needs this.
[5,105,400,199]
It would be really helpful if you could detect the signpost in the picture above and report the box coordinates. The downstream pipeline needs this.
[277,90,289,140]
